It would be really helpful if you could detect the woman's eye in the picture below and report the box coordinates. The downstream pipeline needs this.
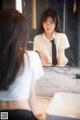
[50,21,55,24]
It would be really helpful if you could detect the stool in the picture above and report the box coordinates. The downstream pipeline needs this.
[46,92,80,120]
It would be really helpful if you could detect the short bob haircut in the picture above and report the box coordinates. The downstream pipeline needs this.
[38,8,60,34]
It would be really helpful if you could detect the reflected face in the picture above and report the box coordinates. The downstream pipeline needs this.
[43,17,56,35]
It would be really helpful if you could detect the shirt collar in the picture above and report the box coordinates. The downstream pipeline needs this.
[51,31,56,41]
[43,33,48,41]
[43,31,56,42]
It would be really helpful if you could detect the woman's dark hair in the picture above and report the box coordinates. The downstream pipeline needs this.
[38,8,60,34]
[0,8,27,90]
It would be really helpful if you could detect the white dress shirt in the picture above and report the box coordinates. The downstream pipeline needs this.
[0,51,44,101]
[34,32,70,65]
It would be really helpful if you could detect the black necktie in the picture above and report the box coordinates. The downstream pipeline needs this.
[51,40,57,65]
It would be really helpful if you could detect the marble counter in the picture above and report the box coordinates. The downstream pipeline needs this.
[36,66,80,97]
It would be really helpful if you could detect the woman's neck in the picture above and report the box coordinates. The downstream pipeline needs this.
[45,32,54,41]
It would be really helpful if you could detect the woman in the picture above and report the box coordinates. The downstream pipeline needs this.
[33,8,70,66]
[0,9,43,120]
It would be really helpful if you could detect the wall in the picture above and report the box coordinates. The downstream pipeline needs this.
[66,1,79,65]
[2,0,15,9]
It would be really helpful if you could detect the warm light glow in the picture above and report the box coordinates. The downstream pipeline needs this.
[32,0,37,29]
[73,0,76,13]
[16,0,22,13]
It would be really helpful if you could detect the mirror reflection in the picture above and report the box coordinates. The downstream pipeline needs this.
[33,8,70,67]
[22,0,79,67]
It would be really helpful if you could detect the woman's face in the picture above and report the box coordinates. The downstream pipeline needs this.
[43,17,56,35]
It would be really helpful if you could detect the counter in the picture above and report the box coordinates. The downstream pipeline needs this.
[36,66,80,97]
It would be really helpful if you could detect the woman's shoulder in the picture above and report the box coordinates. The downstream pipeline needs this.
[28,50,39,56]
[25,50,44,79]
[25,50,41,64]
[56,32,67,38]
[24,50,39,59]
[55,32,70,49]
[24,50,41,69]
[34,34,43,40]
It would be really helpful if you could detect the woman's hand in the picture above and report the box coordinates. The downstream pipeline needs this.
[57,49,68,66]
[36,114,45,120]
[39,50,52,66]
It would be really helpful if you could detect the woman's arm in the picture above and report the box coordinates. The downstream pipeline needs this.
[29,79,37,116]
[57,49,68,66]
[29,80,45,120]
[34,36,51,66]
[38,50,50,65]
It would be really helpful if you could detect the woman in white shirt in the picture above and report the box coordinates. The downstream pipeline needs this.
[34,8,70,66]
[0,9,43,120]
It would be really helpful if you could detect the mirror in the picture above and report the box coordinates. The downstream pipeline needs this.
[1,0,79,68]
[21,0,80,80]
[22,0,80,67]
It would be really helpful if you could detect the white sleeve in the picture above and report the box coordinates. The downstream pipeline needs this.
[33,35,42,51]
[30,51,44,80]
[33,36,38,50]
[59,34,70,49]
